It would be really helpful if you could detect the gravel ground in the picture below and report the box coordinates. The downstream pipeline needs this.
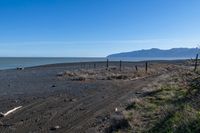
[0,61,189,133]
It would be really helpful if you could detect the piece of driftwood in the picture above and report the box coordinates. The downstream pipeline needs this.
[0,113,4,117]
[0,106,22,117]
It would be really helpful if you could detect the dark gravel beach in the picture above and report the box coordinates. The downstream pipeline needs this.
[0,60,192,133]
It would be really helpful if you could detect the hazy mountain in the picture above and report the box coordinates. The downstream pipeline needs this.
[107,48,199,58]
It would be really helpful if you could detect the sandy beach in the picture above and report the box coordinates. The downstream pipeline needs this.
[0,60,194,133]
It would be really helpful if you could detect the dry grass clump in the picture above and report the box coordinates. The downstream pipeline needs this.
[57,68,133,81]
[56,64,187,83]
[57,71,77,77]
[106,74,129,80]
[105,113,130,133]
[57,63,174,81]
[57,71,88,81]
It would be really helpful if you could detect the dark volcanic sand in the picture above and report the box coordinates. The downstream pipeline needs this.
[0,61,189,133]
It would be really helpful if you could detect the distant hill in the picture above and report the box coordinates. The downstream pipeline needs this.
[107,48,199,58]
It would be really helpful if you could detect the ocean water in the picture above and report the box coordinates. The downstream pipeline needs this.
[0,57,106,70]
[0,57,188,70]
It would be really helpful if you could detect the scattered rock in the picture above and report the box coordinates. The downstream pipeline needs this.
[69,98,77,102]
[135,92,142,94]
[79,107,86,111]
[52,85,56,88]
[16,67,24,70]
[50,125,60,131]
[35,119,39,123]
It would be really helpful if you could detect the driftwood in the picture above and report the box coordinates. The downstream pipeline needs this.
[0,106,22,117]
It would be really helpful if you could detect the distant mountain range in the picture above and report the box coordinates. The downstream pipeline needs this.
[107,48,199,58]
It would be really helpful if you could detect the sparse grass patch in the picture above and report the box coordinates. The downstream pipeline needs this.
[125,98,143,110]
[149,104,200,133]
[122,70,200,133]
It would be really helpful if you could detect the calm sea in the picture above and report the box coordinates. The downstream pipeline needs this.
[0,57,188,70]
[0,57,106,70]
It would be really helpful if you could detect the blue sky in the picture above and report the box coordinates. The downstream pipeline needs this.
[0,0,200,57]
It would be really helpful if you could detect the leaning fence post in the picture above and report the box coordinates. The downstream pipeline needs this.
[135,65,138,72]
[194,54,199,71]
[145,62,148,73]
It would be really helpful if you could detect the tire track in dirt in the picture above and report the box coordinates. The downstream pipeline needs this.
[59,75,162,133]
[0,73,166,133]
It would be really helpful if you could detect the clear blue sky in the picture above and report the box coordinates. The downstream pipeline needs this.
[0,0,200,57]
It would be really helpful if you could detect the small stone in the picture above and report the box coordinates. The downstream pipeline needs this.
[52,85,56,88]
[16,67,24,70]
[135,92,141,94]
[79,107,86,111]
[69,98,77,102]
[50,125,60,131]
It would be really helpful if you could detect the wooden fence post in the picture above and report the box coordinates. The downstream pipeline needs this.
[120,60,122,71]
[106,59,109,69]
[94,63,96,69]
[145,62,148,73]
[194,54,199,71]
[135,65,138,72]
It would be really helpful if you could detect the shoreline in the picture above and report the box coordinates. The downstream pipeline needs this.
[0,59,189,71]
